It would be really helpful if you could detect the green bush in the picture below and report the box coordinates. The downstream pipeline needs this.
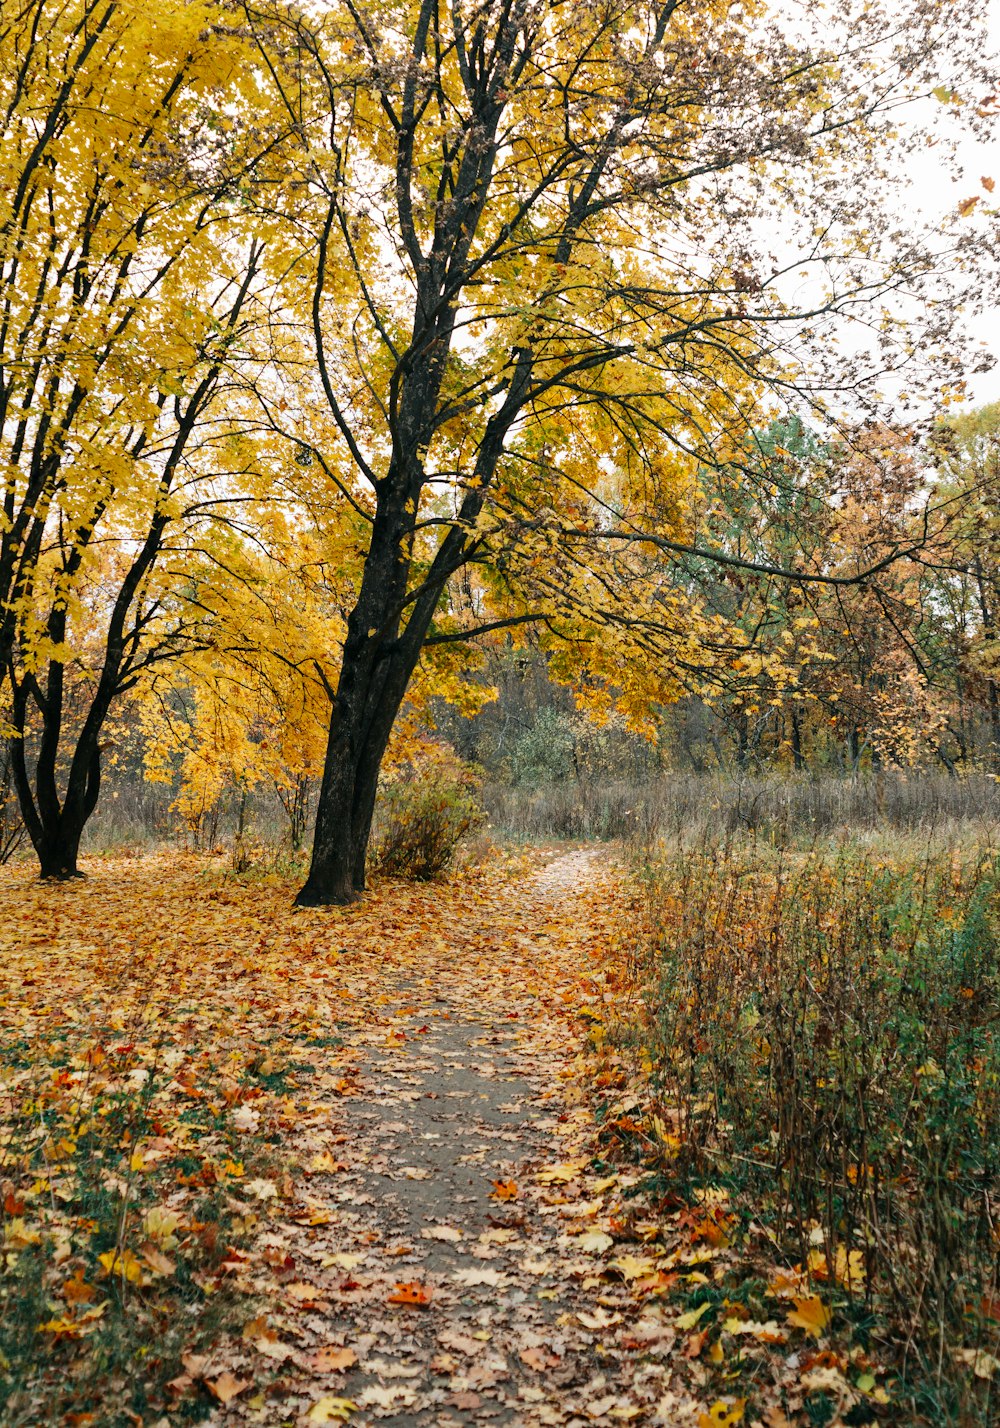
[370,749,485,880]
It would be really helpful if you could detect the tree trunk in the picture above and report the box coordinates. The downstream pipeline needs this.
[8,684,102,880]
[295,646,413,905]
[35,829,86,879]
[790,707,805,771]
[295,480,421,905]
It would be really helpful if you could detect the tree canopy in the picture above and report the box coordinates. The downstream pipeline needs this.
[0,0,996,892]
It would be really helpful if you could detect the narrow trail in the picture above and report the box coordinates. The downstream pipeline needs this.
[212,847,683,1427]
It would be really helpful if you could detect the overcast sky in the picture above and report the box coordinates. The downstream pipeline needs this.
[904,0,1000,407]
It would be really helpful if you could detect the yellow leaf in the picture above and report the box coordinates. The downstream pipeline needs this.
[833,1245,866,1289]
[307,1397,356,1423]
[5,1218,41,1248]
[786,1295,831,1338]
[675,1302,712,1330]
[37,1316,83,1339]
[698,1400,745,1427]
[612,1255,658,1281]
[723,1317,787,1343]
[97,1248,145,1284]
[142,1207,181,1248]
[535,1160,587,1184]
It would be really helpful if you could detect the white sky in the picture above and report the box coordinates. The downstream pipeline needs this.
[902,0,1000,407]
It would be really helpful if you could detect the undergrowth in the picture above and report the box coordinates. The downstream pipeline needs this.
[369,749,486,880]
[0,950,281,1426]
[614,833,1000,1425]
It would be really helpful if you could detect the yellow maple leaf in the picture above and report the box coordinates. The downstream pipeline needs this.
[97,1248,145,1285]
[786,1295,831,1338]
[307,1397,357,1424]
[698,1400,745,1427]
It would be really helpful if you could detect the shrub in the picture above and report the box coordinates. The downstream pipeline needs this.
[624,834,1000,1422]
[370,748,485,880]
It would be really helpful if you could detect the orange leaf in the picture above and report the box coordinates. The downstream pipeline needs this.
[61,1268,97,1304]
[683,1328,710,1359]
[207,1371,250,1404]
[313,1345,358,1372]
[387,1280,433,1307]
[490,1180,518,1201]
[983,176,996,193]
[286,1280,324,1303]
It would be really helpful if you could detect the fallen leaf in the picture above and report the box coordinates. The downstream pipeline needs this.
[675,1302,712,1331]
[311,1151,348,1172]
[387,1280,433,1306]
[207,1372,250,1404]
[313,1345,358,1372]
[722,1317,787,1343]
[286,1280,325,1302]
[578,1309,622,1329]
[536,1160,587,1184]
[453,1267,504,1286]
[141,1246,176,1277]
[97,1249,145,1285]
[955,1347,1000,1381]
[61,1268,97,1304]
[577,1229,614,1254]
[683,1329,710,1359]
[307,1396,357,1423]
[698,1401,746,1427]
[521,1346,560,1370]
[786,1296,831,1339]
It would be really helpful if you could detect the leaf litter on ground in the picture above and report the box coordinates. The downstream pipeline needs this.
[0,845,887,1426]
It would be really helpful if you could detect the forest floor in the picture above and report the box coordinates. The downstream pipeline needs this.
[1,845,839,1428]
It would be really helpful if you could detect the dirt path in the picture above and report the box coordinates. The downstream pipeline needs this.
[211,848,686,1427]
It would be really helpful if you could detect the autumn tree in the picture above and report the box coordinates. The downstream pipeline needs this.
[0,0,285,876]
[237,0,992,903]
[924,403,1000,767]
[139,521,347,852]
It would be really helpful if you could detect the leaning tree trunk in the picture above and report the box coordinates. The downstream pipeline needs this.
[295,483,425,906]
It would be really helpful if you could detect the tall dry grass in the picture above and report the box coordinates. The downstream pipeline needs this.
[486,770,1000,846]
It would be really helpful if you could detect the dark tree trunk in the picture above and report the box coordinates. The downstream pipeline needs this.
[296,640,418,904]
[295,478,422,905]
[8,672,102,880]
[36,832,86,879]
[790,706,805,771]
